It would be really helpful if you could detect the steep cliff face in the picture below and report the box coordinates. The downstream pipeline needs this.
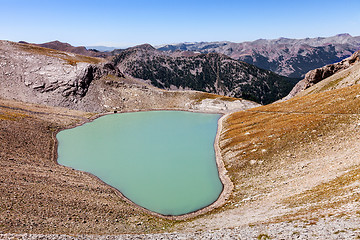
[158,34,360,78]
[0,41,122,111]
[283,50,360,100]
[113,45,298,104]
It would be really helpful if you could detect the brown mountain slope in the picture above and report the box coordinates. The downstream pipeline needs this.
[295,58,360,98]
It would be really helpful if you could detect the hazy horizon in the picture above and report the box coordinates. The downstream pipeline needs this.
[14,32,359,50]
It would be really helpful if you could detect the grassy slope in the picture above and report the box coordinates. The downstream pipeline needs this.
[216,83,360,224]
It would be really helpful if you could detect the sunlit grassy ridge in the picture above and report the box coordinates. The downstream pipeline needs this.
[222,84,360,163]
[256,83,360,114]
[13,41,105,65]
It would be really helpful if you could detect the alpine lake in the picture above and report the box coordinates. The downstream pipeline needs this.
[57,111,223,216]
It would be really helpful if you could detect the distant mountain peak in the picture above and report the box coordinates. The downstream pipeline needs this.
[131,44,156,51]
[41,40,73,48]
[336,33,352,37]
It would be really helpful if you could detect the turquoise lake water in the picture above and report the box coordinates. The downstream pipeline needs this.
[57,111,223,216]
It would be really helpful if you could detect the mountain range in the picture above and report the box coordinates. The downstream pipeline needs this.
[158,33,360,78]
[19,40,299,104]
[19,34,360,105]
[21,34,360,81]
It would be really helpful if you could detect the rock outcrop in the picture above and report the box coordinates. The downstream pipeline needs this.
[0,41,122,111]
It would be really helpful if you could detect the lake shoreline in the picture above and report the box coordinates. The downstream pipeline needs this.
[52,108,233,220]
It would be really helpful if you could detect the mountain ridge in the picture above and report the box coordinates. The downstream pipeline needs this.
[157,34,360,78]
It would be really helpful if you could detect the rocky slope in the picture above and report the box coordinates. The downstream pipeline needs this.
[283,50,360,99]
[158,33,360,78]
[112,44,298,104]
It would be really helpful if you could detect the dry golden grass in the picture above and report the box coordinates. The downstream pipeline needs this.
[252,84,360,114]
[219,83,360,209]
[0,109,30,121]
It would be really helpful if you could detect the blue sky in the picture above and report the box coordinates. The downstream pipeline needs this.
[1,0,360,48]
